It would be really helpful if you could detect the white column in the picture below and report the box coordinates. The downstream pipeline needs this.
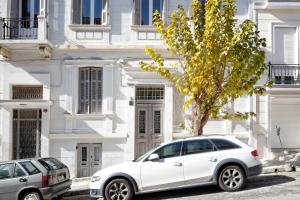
[102,66,114,115]
[1,108,13,160]
[164,85,173,142]
[125,85,135,161]
[41,107,50,157]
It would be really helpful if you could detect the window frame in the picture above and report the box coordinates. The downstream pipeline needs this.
[72,0,109,25]
[78,67,103,114]
[182,139,215,156]
[133,0,166,26]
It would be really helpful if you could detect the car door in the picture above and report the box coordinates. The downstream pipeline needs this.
[140,142,184,191]
[182,139,219,185]
[0,162,28,200]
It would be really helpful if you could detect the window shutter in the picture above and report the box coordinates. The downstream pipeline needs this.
[72,0,82,24]
[102,0,109,25]
[274,27,297,64]
[90,68,102,113]
[79,68,90,114]
[133,0,140,25]
[162,0,167,22]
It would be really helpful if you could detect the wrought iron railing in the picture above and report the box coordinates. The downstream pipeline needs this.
[269,64,300,85]
[1,18,38,40]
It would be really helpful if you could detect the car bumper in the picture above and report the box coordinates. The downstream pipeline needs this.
[248,163,263,177]
[40,179,72,200]
[90,189,103,198]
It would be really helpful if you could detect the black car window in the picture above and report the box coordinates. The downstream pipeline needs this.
[38,158,66,170]
[14,164,26,177]
[210,139,240,150]
[183,139,214,155]
[152,142,182,160]
[0,163,15,180]
[19,161,40,175]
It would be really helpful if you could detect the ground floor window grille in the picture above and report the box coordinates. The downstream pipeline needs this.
[12,85,43,99]
[13,109,41,159]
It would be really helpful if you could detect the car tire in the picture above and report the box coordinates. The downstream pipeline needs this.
[104,178,134,200]
[21,191,42,200]
[218,165,245,192]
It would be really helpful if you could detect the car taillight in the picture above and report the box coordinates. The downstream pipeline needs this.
[42,175,54,188]
[251,150,258,157]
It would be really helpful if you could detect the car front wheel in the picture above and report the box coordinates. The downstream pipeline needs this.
[104,178,134,200]
[21,191,42,200]
[218,165,245,192]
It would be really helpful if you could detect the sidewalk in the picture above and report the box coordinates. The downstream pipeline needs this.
[63,154,300,197]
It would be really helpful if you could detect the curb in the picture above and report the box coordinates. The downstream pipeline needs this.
[262,164,297,174]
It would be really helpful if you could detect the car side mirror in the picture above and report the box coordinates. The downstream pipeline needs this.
[148,154,159,161]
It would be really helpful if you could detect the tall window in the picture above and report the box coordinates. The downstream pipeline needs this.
[133,0,164,26]
[79,67,102,114]
[73,0,108,25]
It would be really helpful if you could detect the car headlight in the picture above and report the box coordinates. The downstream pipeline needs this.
[91,176,101,182]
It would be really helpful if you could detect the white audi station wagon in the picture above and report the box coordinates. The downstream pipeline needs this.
[90,136,262,200]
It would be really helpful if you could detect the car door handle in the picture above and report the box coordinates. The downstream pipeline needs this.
[174,162,183,167]
[19,178,27,183]
[209,158,218,162]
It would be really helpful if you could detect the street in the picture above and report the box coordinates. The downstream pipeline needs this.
[59,172,300,200]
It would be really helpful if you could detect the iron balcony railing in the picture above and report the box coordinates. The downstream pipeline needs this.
[269,64,300,85]
[1,18,38,40]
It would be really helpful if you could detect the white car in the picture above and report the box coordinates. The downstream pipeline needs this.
[90,136,262,200]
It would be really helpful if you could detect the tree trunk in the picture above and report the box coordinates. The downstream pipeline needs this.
[193,110,210,136]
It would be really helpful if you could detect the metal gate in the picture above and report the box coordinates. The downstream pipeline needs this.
[13,109,41,159]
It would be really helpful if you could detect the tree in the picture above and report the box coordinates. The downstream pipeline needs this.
[139,0,270,136]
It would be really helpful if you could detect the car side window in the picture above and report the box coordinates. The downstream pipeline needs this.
[14,164,26,177]
[152,142,182,160]
[0,163,15,180]
[210,139,240,150]
[19,161,40,175]
[183,139,214,155]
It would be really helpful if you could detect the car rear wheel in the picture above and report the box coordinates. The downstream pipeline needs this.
[218,165,245,192]
[21,191,42,200]
[104,178,134,200]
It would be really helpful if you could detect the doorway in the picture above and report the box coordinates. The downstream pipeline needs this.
[77,143,102,177]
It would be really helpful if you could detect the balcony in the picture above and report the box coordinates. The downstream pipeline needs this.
[1,18,38,40]
[269,64,300,86]
[0,0,52,59]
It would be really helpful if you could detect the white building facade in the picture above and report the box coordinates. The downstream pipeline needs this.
[0,0,261,178]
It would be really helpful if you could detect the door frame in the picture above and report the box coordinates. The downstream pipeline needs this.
[134,85,165,158]
[77,143,102,178]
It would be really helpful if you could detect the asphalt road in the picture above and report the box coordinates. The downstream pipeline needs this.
[59,172,300,200]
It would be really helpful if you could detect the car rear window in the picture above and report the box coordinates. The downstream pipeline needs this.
[210,139,240,150]
[19,161,41,175]
[38,158,66,170]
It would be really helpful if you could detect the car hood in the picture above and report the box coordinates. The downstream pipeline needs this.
[93,161,140,177]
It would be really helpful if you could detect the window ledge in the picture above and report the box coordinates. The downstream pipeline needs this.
[64,113,114,119]
[69,24,112,31]
[131,25,157,32]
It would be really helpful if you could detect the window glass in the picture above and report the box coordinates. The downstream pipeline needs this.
[94,0,103,24]
[211,139,240,150]
[0,163,15,180]
[82,0,91,24]
[152,142,182,159]
[183,139,214,155]
[153,0,161,13]
[14,165,26,177]
[19,161,40,175]
[38,158,66,170]
[141,0,150,25]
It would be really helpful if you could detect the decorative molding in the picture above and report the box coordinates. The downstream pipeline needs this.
[131,25,157,32]
[69,24,112,31]
[39,44,52,58]
[64,59,116,67]
[0,46,10,60]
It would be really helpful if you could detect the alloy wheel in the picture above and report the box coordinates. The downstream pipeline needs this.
[108,181,130,200]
